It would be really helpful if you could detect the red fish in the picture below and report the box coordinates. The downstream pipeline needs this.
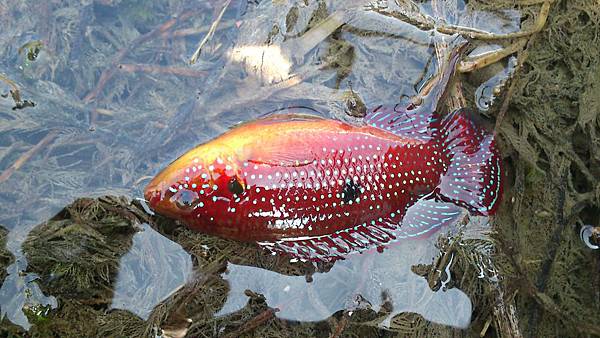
[144,38,503,261]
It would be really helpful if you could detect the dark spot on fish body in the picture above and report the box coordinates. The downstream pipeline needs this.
[341,180,362,203]
[227,177,245,195]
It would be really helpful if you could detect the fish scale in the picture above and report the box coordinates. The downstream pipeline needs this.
[231,128,439,237]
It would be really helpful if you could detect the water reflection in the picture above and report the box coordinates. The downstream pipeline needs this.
[0,223,56,329]
[217,240,472,328]
[110,223,192,320]
[0,262,56,330]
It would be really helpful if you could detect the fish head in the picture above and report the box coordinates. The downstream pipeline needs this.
[144,141,247,223]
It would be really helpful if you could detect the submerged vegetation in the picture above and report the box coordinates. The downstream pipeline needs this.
[0,0,598,337]
[492,0,600,335]
[0,226,12,285]
[23,197,143,299]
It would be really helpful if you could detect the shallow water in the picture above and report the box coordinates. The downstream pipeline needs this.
[217,240,473,328]
[0,0,598,337]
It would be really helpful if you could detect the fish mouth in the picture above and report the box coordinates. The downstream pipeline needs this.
[143,184,160,207]
[144,181,162,209]
[144,178,193,219]
[143,179,175,216]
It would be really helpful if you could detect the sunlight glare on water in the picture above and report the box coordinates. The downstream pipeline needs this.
[110,223,192,320]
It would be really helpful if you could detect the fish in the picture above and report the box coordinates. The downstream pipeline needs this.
[144,36,503,262]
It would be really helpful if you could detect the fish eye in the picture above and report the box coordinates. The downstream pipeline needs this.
[227,177,244,195]
[170,189,199,210]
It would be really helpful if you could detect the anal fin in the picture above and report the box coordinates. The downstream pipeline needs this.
[396,198,465,239]
[258,198,465,262]
[258,221,398,262]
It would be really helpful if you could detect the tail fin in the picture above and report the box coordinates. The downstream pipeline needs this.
[436,109,503,215]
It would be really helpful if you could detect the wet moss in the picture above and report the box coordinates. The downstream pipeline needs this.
[490,0,600,336]
[323,36,355,89]
[0,197,149,337]
[0,225,12,284]
[1,299,146,337]
[22,196,145,302]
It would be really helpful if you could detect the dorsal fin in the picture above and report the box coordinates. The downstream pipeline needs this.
[364,34,467,140]
[364,104,440,142]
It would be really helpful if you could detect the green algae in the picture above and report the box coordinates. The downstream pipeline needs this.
[22,196,144,300]
[490,0,600,336]
[0,226,12,284]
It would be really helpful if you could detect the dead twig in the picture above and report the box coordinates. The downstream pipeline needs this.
[329,313,349,338]
[118,64,207,77]
[458,38,528,73]
[163,21,236,38]
[189,0,232,65]
[0,73,35,110]
[490,289,522,338]
[494,35,537,131]
[0,130,58,183]
[509,0,552,4]
[222,308,278,338]
[0,72,19,93]
[437,1,551,40]
[83,11,197,105]
[373,1,551,41]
